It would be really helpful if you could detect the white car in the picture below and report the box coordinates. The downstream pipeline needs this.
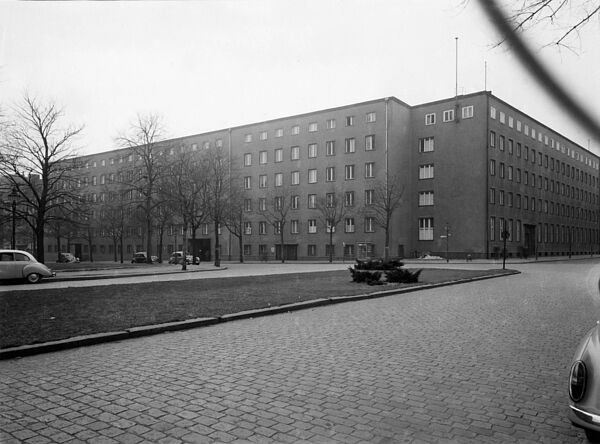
[0,249,55,283]
[168,251,198,265]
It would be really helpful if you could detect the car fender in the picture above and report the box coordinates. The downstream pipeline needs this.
[22,263,52,278]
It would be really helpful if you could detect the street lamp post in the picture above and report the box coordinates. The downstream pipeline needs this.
[9,187,18,250]
[501,229,510,270]
[440,224,451,263]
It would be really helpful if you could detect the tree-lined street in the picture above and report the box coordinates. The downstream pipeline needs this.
[1,260,598,443]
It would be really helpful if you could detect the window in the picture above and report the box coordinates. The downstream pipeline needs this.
[364,217,375,233]
[308,143,317,158]
[366,112,376,123]
[326,141,335,156]
[508,116,514,128]
[244,199,252,212]
[92,176,97,186]
[100,175,105,185]
[365,162,374,178]
[275,128,283,138]
[308,169,317,184]
[259,221,267,235]
[499,135,505,151]
[508,139,513,155]
[244,222,252,235]
[275,173,283,187]
[499,111,506,124]
[259,174,267,188]
[365,189,374,205]
[326,166,335,182]
[499,190,505,205]
[308,122,318,132]
[365,135,375,151]
[345,138,356,153]
[490,131,496,147]
[425,113,436,125]
[490,217,496,241]
[462,105,474,119]
[489,188,495,204]
[419,191,434,206]
[244,245,252,256]
[490,106,496,119]
[244,134,252,143]
[308,219,317,233]
[259,151,268,164]
[326,193,335,208]
[274,196,283,210]
[345,164,355,180]
[244,153,252,166]
[345,115,354,126]
[345,218,355,233]
[307,245,317,257]
[443,109,454,122]
[419,137,434,153]
[291,146,300,160]
[345,191,355,207]
[259,131,268,141]
[508,166,513,181]
[291,220,299,234]
[499,162,505,179]
[517,120,522,131]
[291,195,299,209]
[308,194,316,209]
[275,148,283,163]
[291,125,300,135]
[326,119,336,129]
[489,160,495,176]
[419,164,434,179]
[419,218,434,240]
[291,171,300,185]
[216,139,223,148]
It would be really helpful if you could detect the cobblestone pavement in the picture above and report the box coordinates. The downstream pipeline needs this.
[2,261,600,443]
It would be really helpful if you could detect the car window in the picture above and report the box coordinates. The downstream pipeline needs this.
[0,252,14,261]
[15,253,30,262]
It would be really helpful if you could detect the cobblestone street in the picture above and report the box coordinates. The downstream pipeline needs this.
[2,261,599,443]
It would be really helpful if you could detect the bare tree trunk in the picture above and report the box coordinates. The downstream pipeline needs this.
[214,220,220,267]
[329,229,333,263]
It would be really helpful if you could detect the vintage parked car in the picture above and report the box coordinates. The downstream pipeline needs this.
[569,322,600,442]
[168,251,198,265]
[57,252,79,263]
[131,252,158,263]
[0,249,55,283]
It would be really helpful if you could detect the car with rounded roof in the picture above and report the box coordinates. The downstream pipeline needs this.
[0,249,55,283]
[569,322,600,442]
[131,252,158,263]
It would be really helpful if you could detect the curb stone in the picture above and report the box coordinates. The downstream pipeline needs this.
[0,269,519,360]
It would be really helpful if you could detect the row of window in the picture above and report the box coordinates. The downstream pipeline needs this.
[424,105,474,126]
[243,190,377,212]
[243,163,376,188]
[490,131,597,188]
[490,105,598,170]
[243,112,377,143]
[243,243,369,258]
[242,218,376,235]
[489,160,598,205]
[243,136,376,166]
[489,189,597,222]
[490,217,597,245]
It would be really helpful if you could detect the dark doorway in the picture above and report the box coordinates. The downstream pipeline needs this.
[276,244,298,261]
[523,224,536,257]
[74,243,82,260]
[190,239,211,262]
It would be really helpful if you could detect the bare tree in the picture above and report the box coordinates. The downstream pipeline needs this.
[201,145,230,267]
[98,186,130,263]
[362,174,405,261]
[0,93,83,262]
[315,190,352,263]
[116,114,170,263]
[259,186,294,263]
[222,177,248,263]
[499,0,600,48]
[161,149,205,270]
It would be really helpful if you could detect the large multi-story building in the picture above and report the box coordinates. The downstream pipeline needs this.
[29,90,600,261]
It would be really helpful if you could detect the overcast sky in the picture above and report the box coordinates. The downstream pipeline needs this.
[1,0,599,155]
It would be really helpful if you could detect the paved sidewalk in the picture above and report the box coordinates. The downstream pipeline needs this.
[0,261,593,443]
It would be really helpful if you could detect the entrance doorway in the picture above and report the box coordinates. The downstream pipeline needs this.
[523,224,536,257]
[276,244,298,261]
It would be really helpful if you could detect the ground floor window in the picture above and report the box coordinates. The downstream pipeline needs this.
[344,244,355,257]
[307,244,316,256]
[243,244,252,256]
[325,244,335,257]
[259,244,268,259]
[419,217,434,240]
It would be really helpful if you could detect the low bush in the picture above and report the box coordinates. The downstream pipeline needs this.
[348,268,383,285]
[350,259,421,284]
[354,259,404,271]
